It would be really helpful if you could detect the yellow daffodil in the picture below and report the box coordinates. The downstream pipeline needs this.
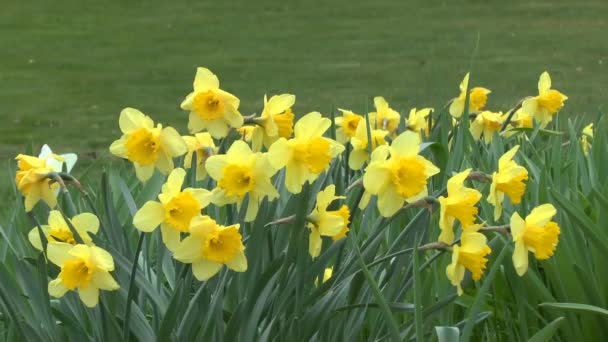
[109,108,187,182]
[316,267,333,285]
[449,73,491,119]
[133,168,211,251]
[370,96,401,134]
[438,169,482,244]
[180,67,243,138]
[237,125,256,142]
[406,107,433,138]
[470,111,504,144]
[510,204,560,276]
[581,123,593,155]
[502,109,533,138]
[488,145,529,220]
[39,144,77,174]
[349,120,388,170]
[446,227,491,295]
[183,132,218,181]
[522,71,568,128]
[15,154,58,212]
[28,211,98,251]
[206,140,280,222]
[307,185,350,258]
[173,216,247,281]
[268,112,345,194]
[251,94,296,151]
[363,131,440,217]
[335,109,363,144]
[47,243,119,307]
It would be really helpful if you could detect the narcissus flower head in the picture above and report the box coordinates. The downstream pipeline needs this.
[206,140,280,221]
[109,108,187,182]
[39,144,77,174]
[406,107,433,138]
[370,96,401,134]
[488,145,529,220]
[335,109,363,144]
[133,168,211,251]
[521,71,568,128]
[511,204,560,276]
[581,123,593,155]
[14,154,58,212]
[438,169,482,244]
[268,112,345,194]
[47,243,119,307]
[28,211,99,251]
[446,227,492,296]
[183,132,218,181]
[180,67,243,138]
[449,73,491,119]
[363,131,440,217]
[251,94,296,151]
[307,185,350,258]
[348,120,389,170]
[173,216,247,281]
[470,111,504,144]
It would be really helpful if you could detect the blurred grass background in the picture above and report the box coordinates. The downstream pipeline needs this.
[1,0,606,176]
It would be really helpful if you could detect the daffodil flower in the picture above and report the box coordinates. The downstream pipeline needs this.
[449,73,491,119]
[180,67,243,138]
[522,71,568,128]
[581,123,593,155]
[14,154,59,212]
[183,132,218,181]
[47,243,119,308]
[206,140,280,222]
[470,111,504,144]
[370,96,400,134]
[363,131,440,217]
[251,94,296,151]
[511,204,560,276]
[446,227,492,296]
[406,107,433,138]
[349,120,388,170]
[109,108,188,182]
[438,169,482,244]
[28,210,98,251]
[488,145,529,220]
[39,144,77,174]
[133,168,211,251]
[307,185,350,258]
[173,216,247,281]
[268,112,345,194]
[335,109,363,144]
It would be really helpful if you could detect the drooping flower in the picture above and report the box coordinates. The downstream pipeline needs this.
[348,120,388,170]
[206,140,280,221]
[251,94,296,151]
[446,227,492,295]
[307,185,350,258]
[335,109,363,144]
[39,144,77,174]
[109,108,187,182]
[363,131,440,217]
[173,216,247,281]
[47,243,119,307]
[370,96,401,135]
[437,169,482,244]
[488,145,529,220]
[406,107,433,138]
[14,154,58,212]
[28,211,98,251]
[511,204,560,276]
[183,132,218,181]
[180,67,243,138]
[133,168,211,251]
[449,73,491,118]
[268,112,345,194]
[522,71,568,128]
[470,111,504,144]
[581,123,593,155]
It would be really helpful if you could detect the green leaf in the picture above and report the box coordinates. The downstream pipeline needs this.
[539,302,608,316]
[436,326,460,342]
[527,316,565,342]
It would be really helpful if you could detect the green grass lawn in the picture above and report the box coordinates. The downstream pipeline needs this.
[1,0,606,171]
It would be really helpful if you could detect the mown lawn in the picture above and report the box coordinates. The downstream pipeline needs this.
[1,0,606,176]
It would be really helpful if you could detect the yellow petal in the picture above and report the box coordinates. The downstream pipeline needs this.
[266,94,295,115]
[72,213,99,235]
[226,250,248,272]
[226,140,253,161]
[134,164,155,182]
[449,98,465,119]
[267,138,289,170]
[509,211,526,241]
[188,112,206,133]
[512,241,529,276]
[193,67,220,91]
[377,187,404,217]
[92,270,120,290]
[309,229,323,259]
[47,242,74,266]
[348,149,368,170]
[155,151,174,175]
[295,112,330,139]
[91,246,115,271]
[284,160,307,194]
[109,139,127,157]
[28,227,44,251]
[133,201,165,232]
[78,286,99,308]
[206,119,230,139]
[185,188,212,208]
[205,154,229,180]
[525,204,556,227]
[162,168,186,197]
[180,92,194,110]
[119,107,151,133]
[390,131,420,158]
[223,106,244,128]
[161,224,181,252]
[538,71,552,94]
[160,127,187,158]
[48,278,68,298]
[363,163,389,195]
[174,235,203,263]
[192,259,223,281]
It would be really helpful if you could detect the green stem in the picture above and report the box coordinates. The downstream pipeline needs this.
[123,232,146,342]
